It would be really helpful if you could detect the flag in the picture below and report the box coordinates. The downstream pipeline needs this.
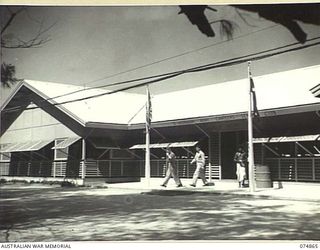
[250,76,259,118]
[146,86,152,129]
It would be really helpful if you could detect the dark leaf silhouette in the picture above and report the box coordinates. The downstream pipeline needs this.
[179,4,320,44]
[1,63,21,88]
[233,4,320,43]
[219,20,238,40]
[179,5,216,37]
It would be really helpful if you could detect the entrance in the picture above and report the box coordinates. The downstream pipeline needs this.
[220,131,247,179]
[221,132,237,179]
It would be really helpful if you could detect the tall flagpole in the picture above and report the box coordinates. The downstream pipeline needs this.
[247,61,256,192]
[145,85,151,187]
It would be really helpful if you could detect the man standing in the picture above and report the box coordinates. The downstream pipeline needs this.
[234,146,247,188]
[190,145,209,187]
[161,147,183,188]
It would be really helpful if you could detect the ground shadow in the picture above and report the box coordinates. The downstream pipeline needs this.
[1,184,319,241]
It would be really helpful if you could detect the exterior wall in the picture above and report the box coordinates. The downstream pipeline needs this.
[0,103,77,144]
[209,132,221,167]
[261,142,320,182]
[0,103,81,179]
[208,132,222,179]
[1,102,319,183]
[254,144,264,165]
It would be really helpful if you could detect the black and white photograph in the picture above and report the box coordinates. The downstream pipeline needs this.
[1,1,320,246]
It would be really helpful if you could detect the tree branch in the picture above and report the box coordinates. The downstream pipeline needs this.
[1,14,56,49]
[1,7,26,35]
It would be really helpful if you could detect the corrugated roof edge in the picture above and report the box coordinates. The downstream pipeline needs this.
[127,102,320,130]
[25,79,146,98]
[85,121,129,130]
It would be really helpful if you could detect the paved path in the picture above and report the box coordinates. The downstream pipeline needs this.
[1,183,320,241]
[105,178,320,202]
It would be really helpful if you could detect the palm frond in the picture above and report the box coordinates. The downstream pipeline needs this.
[219,19,238,40]
[1,63,21,88]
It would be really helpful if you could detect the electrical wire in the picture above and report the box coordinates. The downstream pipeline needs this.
[23,33,320,110]
[39,24,281,103]
[2,37,320,114]
[82,24,279,87]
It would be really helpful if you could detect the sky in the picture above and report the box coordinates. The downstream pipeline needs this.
[1,5,320,104]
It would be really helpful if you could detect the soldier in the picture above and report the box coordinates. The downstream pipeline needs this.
[234,146,247,188]
[190,145,209,187]
[161,147,183,188]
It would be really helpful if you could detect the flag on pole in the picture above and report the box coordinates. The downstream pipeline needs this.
[247,61,256,192]
[145,85,151,186]
[249,74,259,118]
[146,86,152,129]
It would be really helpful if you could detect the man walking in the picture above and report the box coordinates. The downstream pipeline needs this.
[190,145,209,187]
[234,146,247,188]
[161,147,183,188]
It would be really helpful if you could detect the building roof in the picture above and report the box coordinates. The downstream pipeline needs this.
[2,64,320,129]
[130,64,320,125]
[23,80,146,125]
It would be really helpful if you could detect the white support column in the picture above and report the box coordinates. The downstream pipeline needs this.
[218,131,222,180]
[53,162,56,178]
[208,163,212,182]
[81,138,86,180]
[208,136,212,182]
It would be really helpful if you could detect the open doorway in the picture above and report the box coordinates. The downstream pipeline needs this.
[221,132,237,179]
[220,131,247,179]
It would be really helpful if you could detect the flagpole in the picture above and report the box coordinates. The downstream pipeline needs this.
[145,85,151,187]
[247,61,256,192]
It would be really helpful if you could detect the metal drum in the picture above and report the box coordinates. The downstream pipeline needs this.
[255,164,273,188]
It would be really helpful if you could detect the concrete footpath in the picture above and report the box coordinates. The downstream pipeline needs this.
[103,178,320,202]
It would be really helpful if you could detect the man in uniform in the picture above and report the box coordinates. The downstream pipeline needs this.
[161,147,183,188]
[190,145,209,187]
[234,146,247,188]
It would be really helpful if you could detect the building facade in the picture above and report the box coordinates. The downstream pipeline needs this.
[1,65,320,184]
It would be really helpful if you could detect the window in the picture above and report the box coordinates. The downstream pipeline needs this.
[54,139,69,160]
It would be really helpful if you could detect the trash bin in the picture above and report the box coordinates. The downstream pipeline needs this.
[255,164,273,188]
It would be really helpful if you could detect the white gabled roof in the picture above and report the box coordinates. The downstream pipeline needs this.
[130,64,320,124]
[4,64,320,127]
[24,80,146,125]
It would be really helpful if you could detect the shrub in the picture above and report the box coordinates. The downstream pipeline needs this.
[60,181,76,187]
[0,178,7,184]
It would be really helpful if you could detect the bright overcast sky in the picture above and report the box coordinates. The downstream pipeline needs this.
[1,5,320,103]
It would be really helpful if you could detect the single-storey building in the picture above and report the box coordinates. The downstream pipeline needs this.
[1,64,320,184]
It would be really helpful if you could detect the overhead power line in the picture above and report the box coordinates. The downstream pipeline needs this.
[26,33,320,108]
[2,37,320,114]
[82,24,279,87]
[41,24,280,103]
